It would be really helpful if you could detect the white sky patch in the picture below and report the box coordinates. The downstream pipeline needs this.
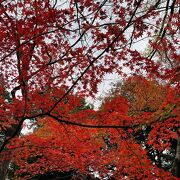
[21,119,34,135]
[86,73,122,110]
[86,35,149,110]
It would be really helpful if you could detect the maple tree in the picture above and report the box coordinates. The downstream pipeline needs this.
[0,0,179,179]
[3,77,179,179]
[101,76,179,174]
[107,76,168,114]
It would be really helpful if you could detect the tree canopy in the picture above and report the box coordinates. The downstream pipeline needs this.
[0,0,179,179]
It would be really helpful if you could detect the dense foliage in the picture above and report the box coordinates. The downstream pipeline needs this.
[0,0,179,179]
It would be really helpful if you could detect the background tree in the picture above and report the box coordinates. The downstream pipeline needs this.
[102,76,168,114]
[101,75,179,177]
[8,77,179,179]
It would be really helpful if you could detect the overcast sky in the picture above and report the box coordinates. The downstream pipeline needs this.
[87,37,149,110]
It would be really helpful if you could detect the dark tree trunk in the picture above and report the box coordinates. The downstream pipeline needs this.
[0,160,10,180]
[0,125,21,180]
[172,136,180,178]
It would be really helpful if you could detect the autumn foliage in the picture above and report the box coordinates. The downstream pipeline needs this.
[0,0,179,179]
